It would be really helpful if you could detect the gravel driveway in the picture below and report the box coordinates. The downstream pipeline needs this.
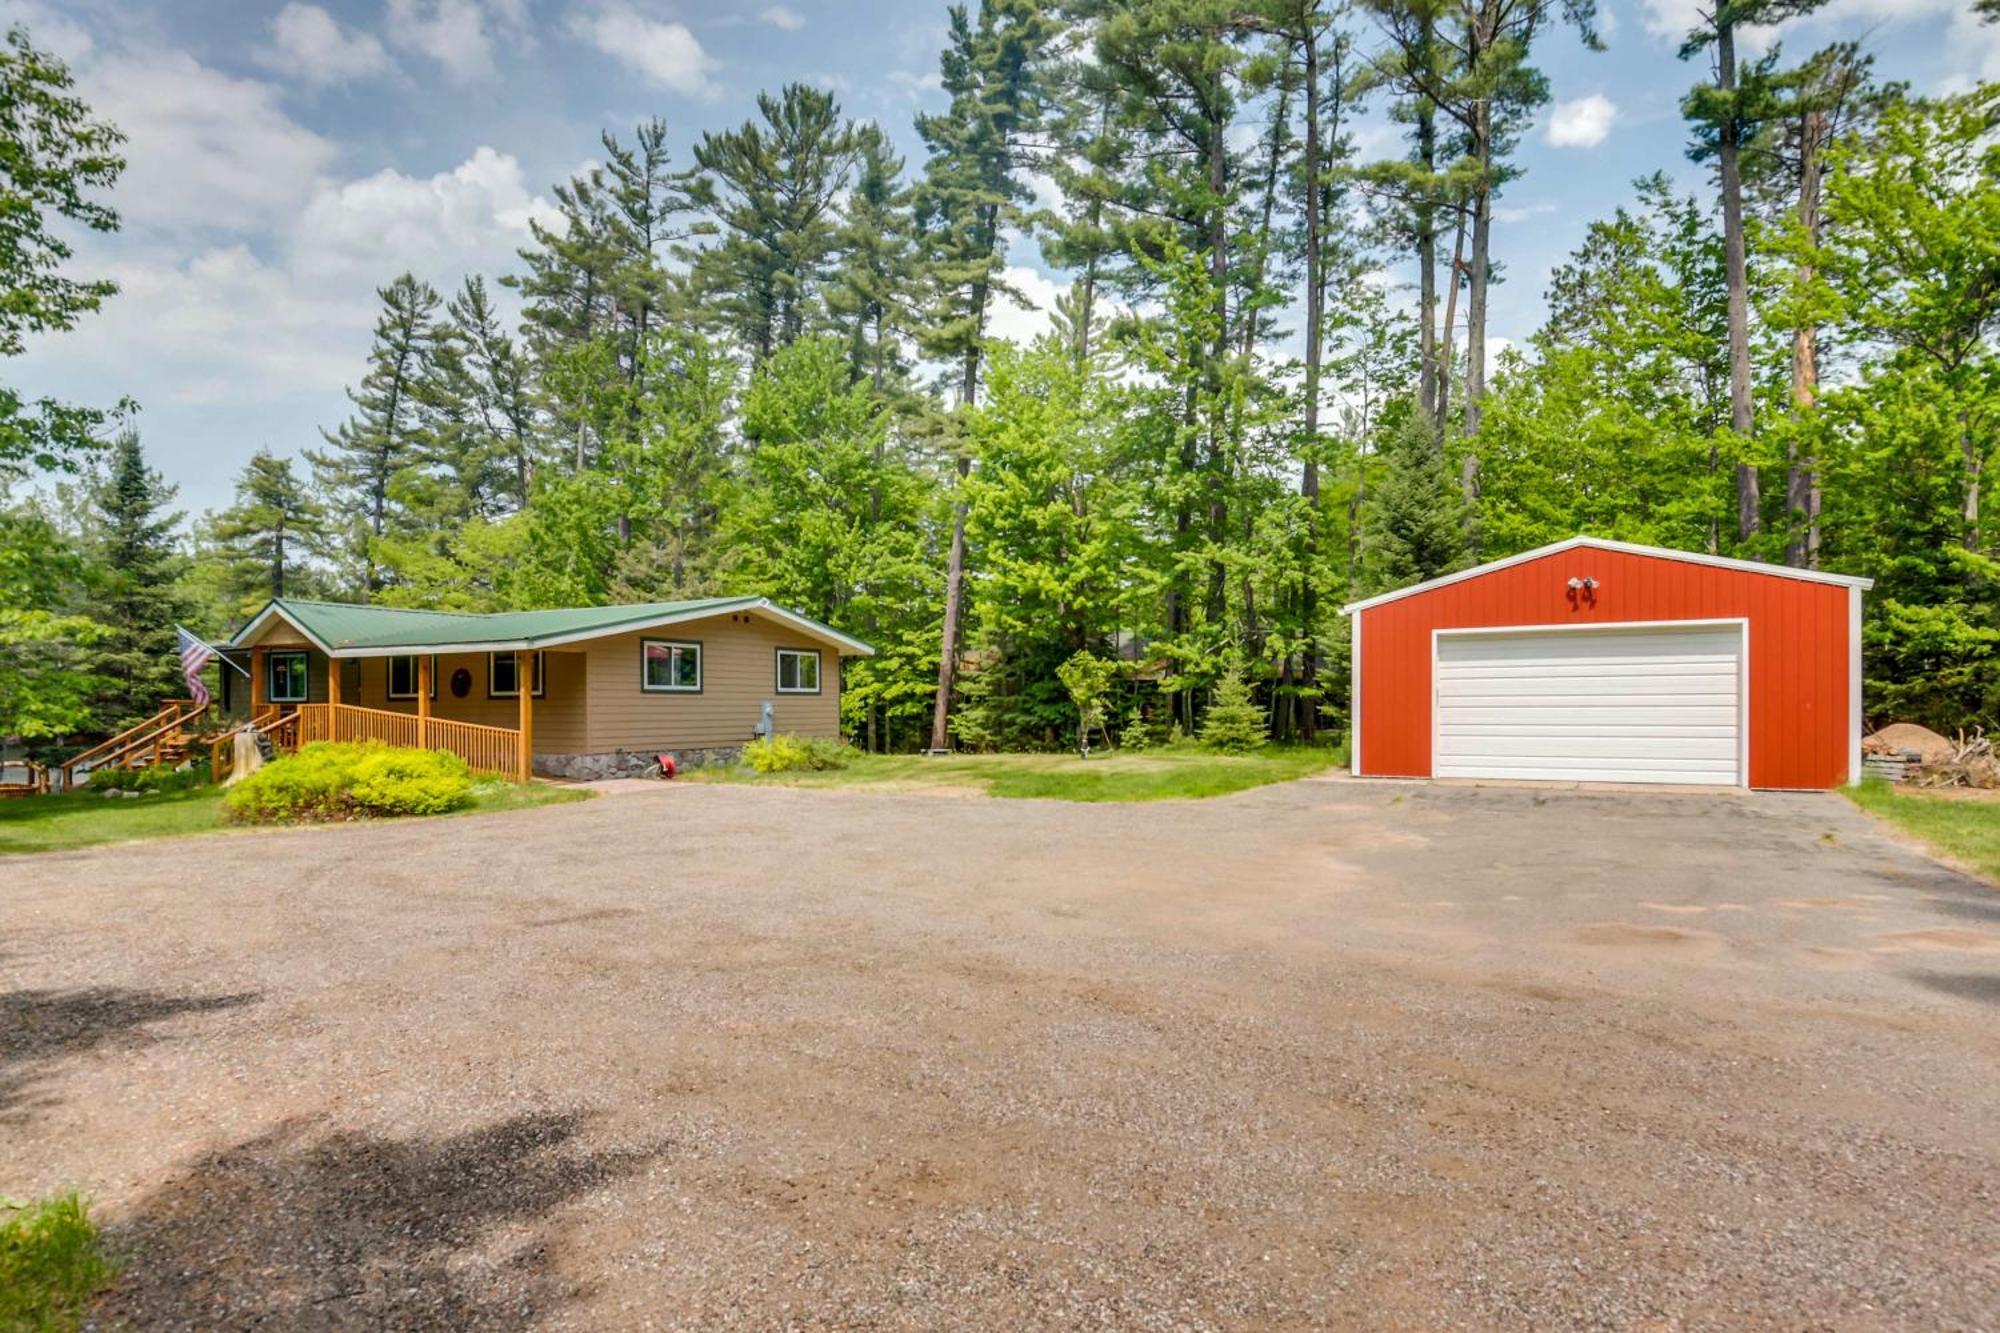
[4,777,1996,1329]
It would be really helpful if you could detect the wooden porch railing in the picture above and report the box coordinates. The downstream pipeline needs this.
[294,703,522,779]
[62,698,209,787]
[209,708,287,784]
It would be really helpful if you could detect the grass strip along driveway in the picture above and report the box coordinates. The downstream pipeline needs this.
[1847,778,2000,883]
[0,780,587,856]
[690,745,1345,802]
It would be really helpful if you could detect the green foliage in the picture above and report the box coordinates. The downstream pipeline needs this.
[742,732,857,773]
[691,85,857,361]
[79,432,187,731]
[0,1193,116,1333]
[224,741,475,824]
[85,762,206,794]
[1199,659,1269,753]
[1055,649,1117,755]
[1360,407,1469,596]
[698,746,1342,802]
[0,27,127,478]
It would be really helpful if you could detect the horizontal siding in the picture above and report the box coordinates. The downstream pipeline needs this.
[1434,627,1741,785]
[582,614,841,752]
[347,651,590,753]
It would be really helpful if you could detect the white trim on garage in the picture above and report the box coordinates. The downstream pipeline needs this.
[1429,618,1750,788]
[1350,610,1363,776]
[1341,535,1873,616]
[1849,584,1864,787]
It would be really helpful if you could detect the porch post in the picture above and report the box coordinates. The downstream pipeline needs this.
[417,654,432,750]
[327,654,342,707]
[516,649,534,782]
[251,646,266,713]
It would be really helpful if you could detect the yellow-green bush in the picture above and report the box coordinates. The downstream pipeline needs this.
[743,733,855,774]
[224,741,474,823]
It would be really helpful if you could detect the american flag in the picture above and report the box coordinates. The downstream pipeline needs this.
[176,626,217,710]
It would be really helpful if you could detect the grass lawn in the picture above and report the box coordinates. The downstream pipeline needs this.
[0,1194,116,1333]
[689,745,1346,803]
[1845,778,2000,884]
[0,779,589,857]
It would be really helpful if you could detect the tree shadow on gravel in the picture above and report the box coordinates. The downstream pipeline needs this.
[1905,970,2000,1006]
[0,986,259,1124]
[95,1111,668,1331]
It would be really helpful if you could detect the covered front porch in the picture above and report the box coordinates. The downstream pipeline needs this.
[231,644,557,782]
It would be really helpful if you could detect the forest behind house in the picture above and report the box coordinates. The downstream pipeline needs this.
[4,0,1997,758]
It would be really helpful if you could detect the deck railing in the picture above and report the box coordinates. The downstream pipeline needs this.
[61,698,209,787]
[293,703,522,779]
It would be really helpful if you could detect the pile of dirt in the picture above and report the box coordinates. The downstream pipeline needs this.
[1866,722,1999,788]
[1863,722,1957,764]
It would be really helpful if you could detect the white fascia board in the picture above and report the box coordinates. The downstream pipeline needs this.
[322,599,876,659]
[1339,535,1875,616]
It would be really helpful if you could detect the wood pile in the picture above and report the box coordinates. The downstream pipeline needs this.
[1863,723,1999,789]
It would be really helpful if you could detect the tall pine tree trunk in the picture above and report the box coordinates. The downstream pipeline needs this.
[1416,99,1440,429]
[1298,17,1327,741]
[1717,22,1759,543]
[1786,103,1826,568]
[928,273,987,753]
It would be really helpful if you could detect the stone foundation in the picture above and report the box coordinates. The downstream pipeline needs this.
[536,746,745,781]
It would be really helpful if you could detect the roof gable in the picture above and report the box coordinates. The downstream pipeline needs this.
[1341,536,1873,616]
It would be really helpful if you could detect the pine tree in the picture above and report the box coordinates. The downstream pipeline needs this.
[308,274,441,591]
[689,84,858,362]
[82,431,187,728]
[210,450,323,611]
[1679,0,1830,542]
[1199,658,1269,753]
[444,276,540,512]
[1360,404,1469,595]
[914,0,1055,751]
[826,124,919,393]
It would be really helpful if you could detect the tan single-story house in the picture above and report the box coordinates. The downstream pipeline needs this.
[221,596,873,779]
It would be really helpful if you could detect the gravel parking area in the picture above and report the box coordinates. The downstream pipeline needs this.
[4,777,1997,1329]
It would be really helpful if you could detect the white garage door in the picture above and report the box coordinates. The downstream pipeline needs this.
[1435,625,1743,785]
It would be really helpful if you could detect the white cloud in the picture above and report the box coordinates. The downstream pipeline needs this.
[35,148,555,409]
[82,51,337,229]
[759,5,805,30]
[257,3,391,86]
[1547,94,1617,148]
[987,265,1063,346]
[1639,0,1706,40]
[1493,201,1557,224]
[571,5,719,97]
[386,0,522,83]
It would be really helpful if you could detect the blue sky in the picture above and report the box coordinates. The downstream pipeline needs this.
[11,0,1992,513]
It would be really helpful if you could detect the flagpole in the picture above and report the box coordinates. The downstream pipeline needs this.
[180,626,249,678]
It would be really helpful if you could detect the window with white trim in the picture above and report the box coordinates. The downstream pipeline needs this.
[642,639,701,692]
[775,647,821,694]
[488,651,545,698]
[387,654,437,700]
[268,651,309,703]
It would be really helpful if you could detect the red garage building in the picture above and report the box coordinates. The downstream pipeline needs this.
[1344,536,1872,790]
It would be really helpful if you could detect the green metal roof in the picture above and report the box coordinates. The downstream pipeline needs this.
[227,596,875,656]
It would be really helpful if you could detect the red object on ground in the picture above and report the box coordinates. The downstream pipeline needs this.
[656,754,678,779]
[1344,536,1872,790]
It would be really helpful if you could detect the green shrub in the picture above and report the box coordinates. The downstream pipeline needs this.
[1199,662,1270,754]
[224,741,474,823]
[0,1193,117,1332]
[743,733,856,774]
[87,763,206,794]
